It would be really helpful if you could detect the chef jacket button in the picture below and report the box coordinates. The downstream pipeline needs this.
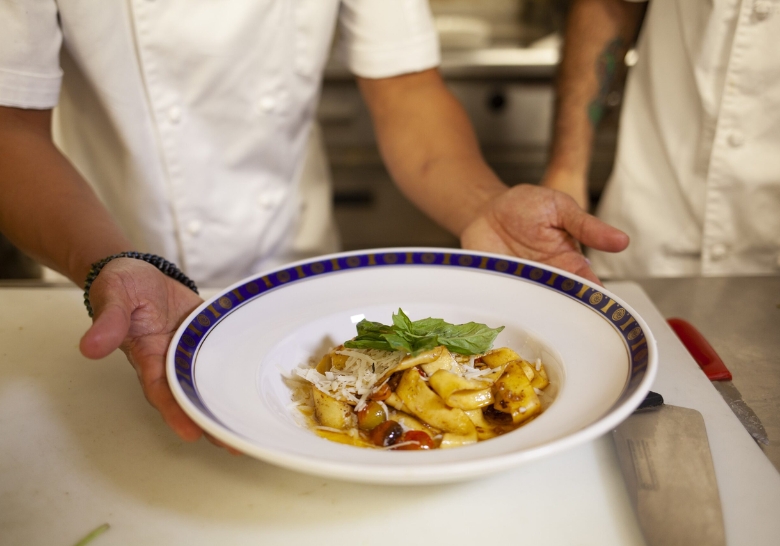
[168,105,182,124]
[187,220,202,235]
[258,96,277,114]
[258,188,285,209]
[728,131,744,147]
[710,243,728,260]
[754,1,772,18]
[257,193,276,209]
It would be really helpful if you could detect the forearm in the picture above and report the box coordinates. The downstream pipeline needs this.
[358,70,506,237]
[545,0,645,193]
[0,107,133,285]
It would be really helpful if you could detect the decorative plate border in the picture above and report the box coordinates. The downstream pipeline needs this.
[171,250,650,427]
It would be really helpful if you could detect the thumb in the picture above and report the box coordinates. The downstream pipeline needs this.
[80,300,132,359]
[557,195,630,253]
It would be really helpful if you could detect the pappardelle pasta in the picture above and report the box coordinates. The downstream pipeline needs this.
[288,310,553,450]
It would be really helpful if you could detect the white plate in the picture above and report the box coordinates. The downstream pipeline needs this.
[167,248,657,484]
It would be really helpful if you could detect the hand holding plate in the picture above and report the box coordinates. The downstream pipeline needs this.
[78,258,205,443]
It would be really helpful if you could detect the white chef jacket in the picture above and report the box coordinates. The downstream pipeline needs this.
[590,0,780,278]
[0,0,440,286]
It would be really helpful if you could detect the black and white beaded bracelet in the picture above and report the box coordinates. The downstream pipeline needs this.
[83,251,199,317]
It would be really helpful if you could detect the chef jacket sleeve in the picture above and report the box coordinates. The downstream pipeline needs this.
[337,0,441,79]
[0,0,63,109]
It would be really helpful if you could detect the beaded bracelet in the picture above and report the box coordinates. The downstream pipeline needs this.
[83,251,199,317]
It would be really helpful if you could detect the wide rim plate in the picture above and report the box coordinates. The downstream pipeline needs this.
[167,248,657,484]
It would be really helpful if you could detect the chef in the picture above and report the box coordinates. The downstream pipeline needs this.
[542,0,780,278]
[0,0,628,446]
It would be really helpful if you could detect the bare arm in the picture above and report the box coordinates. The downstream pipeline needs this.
[357,69,506,237]
[542,0,646,209]
[358,69,629,284]
[0,106,207,444]
[0,106,132,284]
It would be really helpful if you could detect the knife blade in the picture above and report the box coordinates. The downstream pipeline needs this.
[667,317,769,445]
[613,392,726,546]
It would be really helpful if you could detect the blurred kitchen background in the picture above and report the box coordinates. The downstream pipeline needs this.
[0,0,629,280]
[324,0,624,251]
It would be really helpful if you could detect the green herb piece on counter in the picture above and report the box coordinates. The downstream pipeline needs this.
[72,523,110,546]
[344,308,504,355]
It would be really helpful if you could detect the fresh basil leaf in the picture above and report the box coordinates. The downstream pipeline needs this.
[344,338,393,351]
[435,321,504,354]
[410,335,440,354]
[343,309,504,356]
[355,319,393,337]
[383,332,414,353]
[409,317,447,337]
[391,309,414,335]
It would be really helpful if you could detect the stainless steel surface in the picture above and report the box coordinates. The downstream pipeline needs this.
[713,380,769,445]
[614,405,726,546]
[324,47,559,81]
[429,0,566,47]
[636,276,780,472]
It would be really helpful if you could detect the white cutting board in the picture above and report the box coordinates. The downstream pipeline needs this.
[0,283,777,546]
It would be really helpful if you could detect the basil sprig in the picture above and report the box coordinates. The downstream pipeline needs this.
[344,309,504,356]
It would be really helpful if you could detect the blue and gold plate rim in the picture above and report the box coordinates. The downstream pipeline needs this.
[169,249,653,428]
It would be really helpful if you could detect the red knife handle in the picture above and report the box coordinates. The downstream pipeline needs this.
[667,318,732,381]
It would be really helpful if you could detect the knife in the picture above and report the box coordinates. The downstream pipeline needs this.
[613,392,726,546]
[667,317,769,445]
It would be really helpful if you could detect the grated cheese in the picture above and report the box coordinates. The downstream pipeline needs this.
[383,440,420,450]
[295,348,404,411]
[314,425,346,434]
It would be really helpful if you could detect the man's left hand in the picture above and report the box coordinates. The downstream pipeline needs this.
[460,184,629,284]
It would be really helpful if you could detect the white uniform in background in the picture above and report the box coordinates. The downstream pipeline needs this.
[590,0,780,278]
[0,1,440,286]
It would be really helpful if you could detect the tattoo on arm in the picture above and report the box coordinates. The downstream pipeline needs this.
[588,38,624,126]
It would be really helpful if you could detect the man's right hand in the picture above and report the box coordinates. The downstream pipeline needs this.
[78,258,207,443]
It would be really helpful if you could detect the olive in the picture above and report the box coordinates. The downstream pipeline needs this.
[357,401,386,431]
[370,420,404,447]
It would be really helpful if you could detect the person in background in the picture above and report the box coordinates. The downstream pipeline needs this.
[542,0,780,278]
[0,1,628,448]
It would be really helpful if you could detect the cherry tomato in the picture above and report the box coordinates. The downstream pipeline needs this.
[369,382,391,401]
[396,430,435,450]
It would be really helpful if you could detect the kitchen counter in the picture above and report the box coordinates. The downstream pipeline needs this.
[1,280,778,545]
[636,276,780,471]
